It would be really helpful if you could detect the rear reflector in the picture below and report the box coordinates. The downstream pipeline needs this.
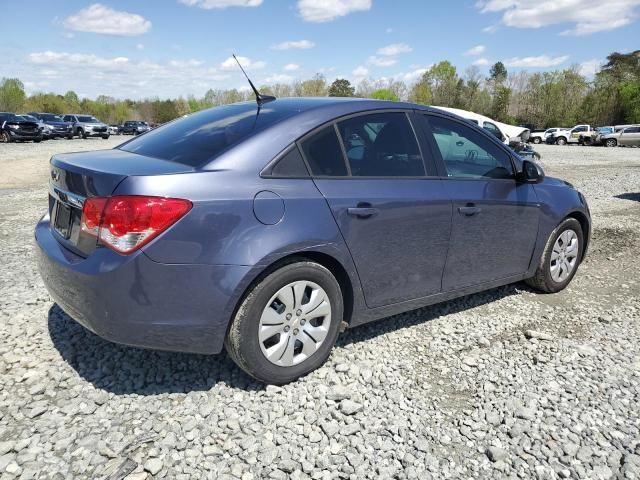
[81,195,192,254]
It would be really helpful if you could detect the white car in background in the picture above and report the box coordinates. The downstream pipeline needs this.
[433,107,530,144]
[529,128,563,144]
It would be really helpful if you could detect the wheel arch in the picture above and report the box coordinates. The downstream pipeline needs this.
[226,250,357,339]
[565,210,590,261]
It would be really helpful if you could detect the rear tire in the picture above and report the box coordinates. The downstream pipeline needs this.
[102,134,110,140]
[526,218,583,293]
[225,261,343,384]
[533,137,542,144]
[556,137,567,146]
[1,131,11,143]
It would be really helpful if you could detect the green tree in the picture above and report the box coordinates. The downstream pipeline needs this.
[0,78,26,112]
[328,78,355,97]
[489,62,508,84]
[369,89,399,101]
[296,74,327,97]
[423,61,459,106]
[408,80,431,105]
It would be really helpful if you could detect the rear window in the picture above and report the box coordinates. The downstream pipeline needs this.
[78,116,99,122]
[119,103,296,167]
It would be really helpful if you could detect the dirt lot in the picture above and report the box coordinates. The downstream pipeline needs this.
[0,140,639,479]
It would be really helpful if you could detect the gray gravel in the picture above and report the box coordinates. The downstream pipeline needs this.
[1,142,639,479]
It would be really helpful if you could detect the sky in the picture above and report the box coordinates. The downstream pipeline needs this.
[1,0,639,100]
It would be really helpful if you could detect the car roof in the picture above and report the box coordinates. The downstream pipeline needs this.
[198,97,447,171]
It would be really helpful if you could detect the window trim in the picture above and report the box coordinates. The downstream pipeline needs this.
[420,111,519,182]
[294,108,438,180]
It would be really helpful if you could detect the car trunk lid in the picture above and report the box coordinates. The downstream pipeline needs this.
[49,149,195,256]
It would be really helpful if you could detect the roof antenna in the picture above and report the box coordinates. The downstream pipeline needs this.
[232,54,276,106]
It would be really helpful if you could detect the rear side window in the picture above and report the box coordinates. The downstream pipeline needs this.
[337,112,424,177]
[263,146,309,177]
[120,103,297,167]
[300,126,348,176]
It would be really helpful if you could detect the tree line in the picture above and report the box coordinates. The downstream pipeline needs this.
[1,50,638,128]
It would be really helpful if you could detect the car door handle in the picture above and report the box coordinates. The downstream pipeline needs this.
[347,205,378,219]
[456,141,464,147]
[458,205,482,216]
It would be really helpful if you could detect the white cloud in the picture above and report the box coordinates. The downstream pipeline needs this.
[297,0,371,22]
[265,73,294,83]
[352,66,369,77]
[23,50,232,99]
[29,51,131,69]
[579,58,602,76]
[220,56,266,71]
[473,57,490,66]
[482,24,498,33]
[283,63,300,71]
[368,56,397,67]
[179,0,262,9]
[477,0,640,36]
[402,66,430,82]
[270,40,315,50]
[136,43,144,50]
[64,4,151,36]
[465,45,486,56]
[503,55,569,67]
[376,43,412,56]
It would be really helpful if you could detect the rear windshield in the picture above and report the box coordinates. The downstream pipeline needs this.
[119,103,296,167]
[78,116,99,122]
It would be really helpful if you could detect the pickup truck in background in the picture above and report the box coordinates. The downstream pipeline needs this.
[546,125,593,145]
[529,127,564,144]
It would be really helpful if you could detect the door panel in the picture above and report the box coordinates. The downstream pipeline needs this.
[314,179,452,307]
[442,180,539,290]
[421,113,540,291]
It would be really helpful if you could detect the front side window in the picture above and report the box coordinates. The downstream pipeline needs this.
[299,126,347,176]
[336,112,425,177]
[572,126,587,133]
[427,115,514,180]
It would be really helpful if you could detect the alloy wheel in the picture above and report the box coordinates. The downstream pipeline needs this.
[258,280,332,367]
[550,229,579,283]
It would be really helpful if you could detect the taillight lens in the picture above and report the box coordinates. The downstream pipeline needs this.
[81,196,192,254]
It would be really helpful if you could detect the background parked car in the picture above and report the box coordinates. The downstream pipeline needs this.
[28,112,74,140]
[618,125,640,147]
[121,120,151,135]
[108,124,122,135]
[0,112,42,143]
[17,114,49,140]
[599,125,640,147]
[529,128,564,144]
[62,114,110,139]
[549,124,594,145]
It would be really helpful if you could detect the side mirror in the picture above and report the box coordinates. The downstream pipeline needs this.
[518,160,544,183]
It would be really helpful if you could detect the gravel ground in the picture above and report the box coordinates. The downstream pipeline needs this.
[0,142,639,479]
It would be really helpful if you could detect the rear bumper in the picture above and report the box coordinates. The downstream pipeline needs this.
[35,214,251,354]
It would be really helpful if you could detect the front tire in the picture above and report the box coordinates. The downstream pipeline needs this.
[225,261,343,384]
[526,218,583,293]
[605,138,617,147]
[1,131,12,143]
[556,137,567,146]
[532,137,542,144]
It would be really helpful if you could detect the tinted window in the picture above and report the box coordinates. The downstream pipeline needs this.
[427,115,513,179]
[300,126,347,176]
[120,103,297,167]
[42,114,63,122]
[78,116,99,122]
[337,112,424,177]
[63,116,74,122]
[624,126,640,133]
[266,146,309,177]
[573,126,587,133]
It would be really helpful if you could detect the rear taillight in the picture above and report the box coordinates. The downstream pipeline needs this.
[81,196,192,254]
